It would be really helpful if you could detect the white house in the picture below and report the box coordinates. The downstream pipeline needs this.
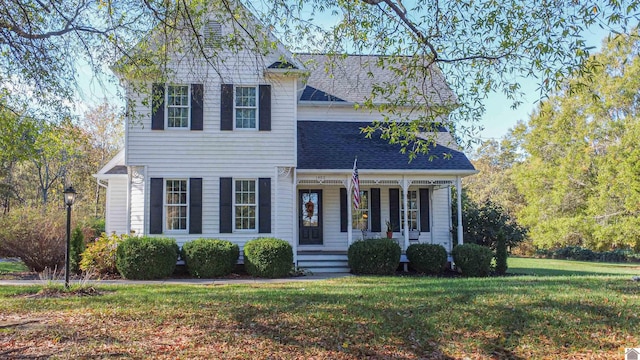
[95,4,477,272]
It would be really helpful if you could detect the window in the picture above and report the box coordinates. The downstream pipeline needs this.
[165,179,188,231]
[167,85,190,128]
[400,190,418,230]
[352,190,369,230]
[234,180,256,230]
[235,86,257,129]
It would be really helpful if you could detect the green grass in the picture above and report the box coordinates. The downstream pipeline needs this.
[509,256,640,276]
[1,273,639,358]
[0,260,28,274]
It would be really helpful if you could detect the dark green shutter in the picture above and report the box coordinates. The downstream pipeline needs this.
[189,178,202,234]
[220,84,233,130]
[191,84,203,130]
[220,177,232,233]
[389,188,400,232]
[258,178,271,233]
[151,84,165,130]
[419,188,430,232]
[340,187,347,232]
[370,188,381,232]
[149,178,163,234]
[259,85,271,131]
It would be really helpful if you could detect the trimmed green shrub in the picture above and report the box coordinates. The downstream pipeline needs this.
[69,226,85,274]
[116,236,179,280]
[406,243,447,274]
[243,238,293,278]
[80,233,127,275]
[495,232,508,275]
[182,238,239,278]
[452,243,493,277]
[348,238,401,275]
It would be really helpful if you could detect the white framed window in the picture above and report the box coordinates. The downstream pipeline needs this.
[352,190,369,230]
[401,190,419,230]
[165,179,188,231]
[234,86,257,129]
[166,85,190,128]
[234,179,257,230]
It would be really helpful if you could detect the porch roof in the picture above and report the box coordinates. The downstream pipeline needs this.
[297,121,475,171]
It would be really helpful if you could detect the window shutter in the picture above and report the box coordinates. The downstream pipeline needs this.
[340,187,347,232]
[220,84,233,131]
[370,188,381,232]
[151,83,165,130]
[191,84,204,131]
[258,178,271,233]
[219,177,232,233]
[259,84,271,131]
[419,188,430,232]
[189,178,203,234]
[149,178,163,234]
[389,188,400,232]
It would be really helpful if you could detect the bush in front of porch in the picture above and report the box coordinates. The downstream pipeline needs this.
[244,238,293,278]
[406,243,447,275]
[348,238,401,275]
[182,238,239,278]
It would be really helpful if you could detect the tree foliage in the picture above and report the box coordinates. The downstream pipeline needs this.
[1,0,639,156]
[514,31,640,251]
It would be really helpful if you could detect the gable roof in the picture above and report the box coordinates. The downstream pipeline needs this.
[297,121,475,172]
[296,54,456,105]
[299,85,346,102]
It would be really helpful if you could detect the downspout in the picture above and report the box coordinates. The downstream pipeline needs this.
[97,179,108,189]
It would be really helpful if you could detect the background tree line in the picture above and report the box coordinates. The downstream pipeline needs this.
[461,31,640,252]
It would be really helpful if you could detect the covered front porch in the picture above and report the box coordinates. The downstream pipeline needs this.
[293,172,470,272]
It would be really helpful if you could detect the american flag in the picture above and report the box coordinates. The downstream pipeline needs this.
[352,158,360,210]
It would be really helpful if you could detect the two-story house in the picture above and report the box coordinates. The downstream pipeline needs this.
[95,4,477,272]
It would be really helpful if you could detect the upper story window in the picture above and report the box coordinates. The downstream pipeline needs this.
[352,190,369,230]
[234,179,257,230]
[165,179,188,231]
[235,86,257,129]
[401,190,419,230]
[167,85,190,128]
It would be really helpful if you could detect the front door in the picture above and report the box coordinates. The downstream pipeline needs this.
[299,189,323,245]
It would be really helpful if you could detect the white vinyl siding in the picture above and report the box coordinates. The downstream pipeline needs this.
[105,177,128,234]
[166,85,190,128]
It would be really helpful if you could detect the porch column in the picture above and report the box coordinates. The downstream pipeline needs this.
[402,177,409,251]
[292,169,298,267]
[456,176,464,245]
[347,178,353,246]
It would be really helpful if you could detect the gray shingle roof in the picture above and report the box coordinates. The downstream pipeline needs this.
[105,165,128,175]
[296,54,456,105]
[299,85,346,102]
[297,121,475,171]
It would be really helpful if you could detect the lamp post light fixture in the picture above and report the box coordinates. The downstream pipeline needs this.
[63,186,76,289]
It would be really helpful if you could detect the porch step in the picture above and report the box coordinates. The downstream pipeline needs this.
[297,253,350,273]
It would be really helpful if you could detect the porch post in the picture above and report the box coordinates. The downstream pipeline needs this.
[402,177,409,251]
[292,169,298,267]
[347,178,353,246]
[456,176,464,245]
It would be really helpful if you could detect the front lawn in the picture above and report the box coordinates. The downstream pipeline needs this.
[1,274,639,359]
[508,256,640,276]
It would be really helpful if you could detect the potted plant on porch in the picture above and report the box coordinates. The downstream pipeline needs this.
[385,220,394,239]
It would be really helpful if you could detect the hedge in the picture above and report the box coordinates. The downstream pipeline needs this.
[348,238,401,275]
[116,236,179,280]
[243,238,293,278]
[182,238,239,278]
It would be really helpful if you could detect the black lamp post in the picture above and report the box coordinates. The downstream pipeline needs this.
[63,186,76,289]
